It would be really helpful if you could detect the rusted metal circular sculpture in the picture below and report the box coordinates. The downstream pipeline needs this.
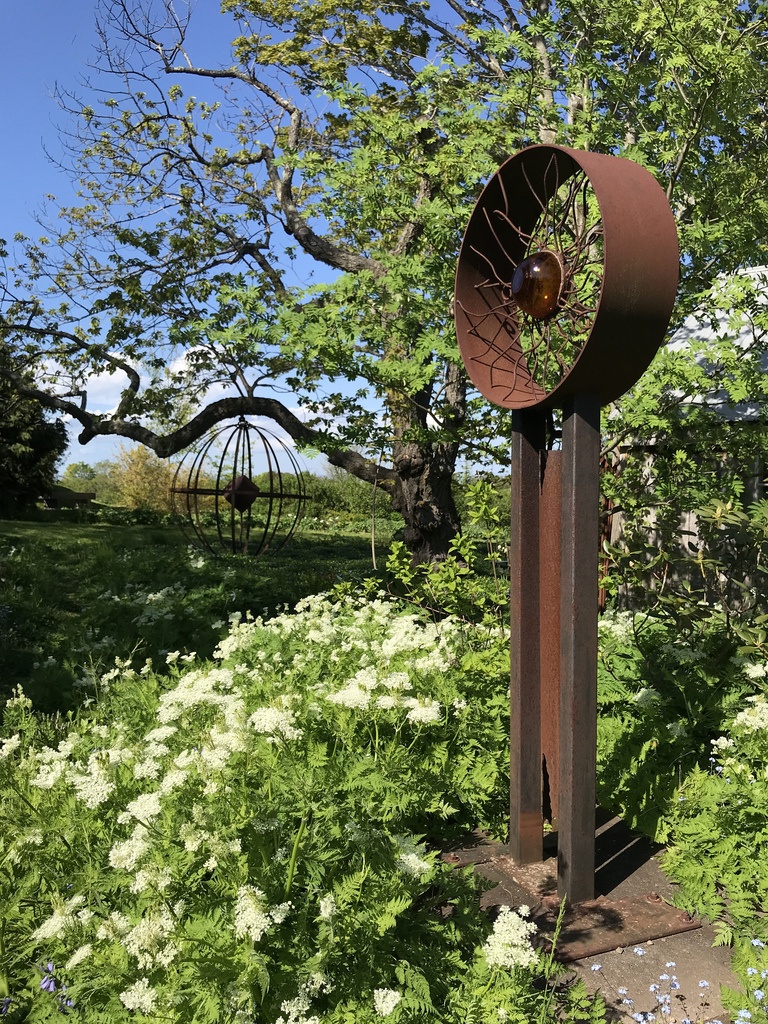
[455,145,679,410]
[170,418,306,556]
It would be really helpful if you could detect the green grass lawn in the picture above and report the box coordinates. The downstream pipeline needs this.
[0,518,392,712]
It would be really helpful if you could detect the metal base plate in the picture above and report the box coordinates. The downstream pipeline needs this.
[442,839,701,963]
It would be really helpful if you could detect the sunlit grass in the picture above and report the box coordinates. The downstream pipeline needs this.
[0,519,393,712]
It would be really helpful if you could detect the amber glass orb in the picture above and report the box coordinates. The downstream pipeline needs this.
[510,251,563,319]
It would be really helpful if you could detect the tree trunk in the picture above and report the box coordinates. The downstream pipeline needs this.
[390,439,462,562]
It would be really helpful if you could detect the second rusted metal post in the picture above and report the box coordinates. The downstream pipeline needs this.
[509,410,545,863]
[558,393,601,904]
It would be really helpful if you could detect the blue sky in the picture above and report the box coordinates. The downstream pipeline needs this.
[0,3,113,465]
[0,3,97,245]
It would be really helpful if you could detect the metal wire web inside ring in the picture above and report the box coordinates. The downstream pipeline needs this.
[458,154,604,401]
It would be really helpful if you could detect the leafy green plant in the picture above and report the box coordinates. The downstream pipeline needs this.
[663,693,768,939]
[384,479,510,629]
[596,610,755,839]
[0,592,603,1023]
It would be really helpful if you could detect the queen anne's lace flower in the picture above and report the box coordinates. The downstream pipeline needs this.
[118,791,162,825]
[319,894,336,920]
[71,754,115,808]
[65,944,92,970]
[109,827,149,871]
[119,978,158,1013]
[374,988,402,1017]
[234,885,271,942]
[326,685,371,709]
[0,734,21,759]
[124,907,178,970]
[395,836,432,878]
[734,696,768,732]
[248,707,303,741]
[404,698,442,725]
[483,906,538,970]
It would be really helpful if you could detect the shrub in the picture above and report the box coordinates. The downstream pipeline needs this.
[0,593,602,1023]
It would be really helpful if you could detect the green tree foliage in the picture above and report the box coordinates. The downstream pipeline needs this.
[109,444,176,514]
[59,460,121,505]
[2,0,768,557]
[0,344,67,516]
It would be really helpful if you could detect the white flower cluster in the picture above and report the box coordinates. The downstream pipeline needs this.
[483,906,539,970]
[130,582,185,627]
[249,706,303,742]
[233,885,292,942]
[214,612,262,661]
[633,687,661,709]
[32,894,91,942]
[734,696,768,733]
[274,987,320,1024]
[109,827,150,872]
[319,894,336,920]
[29,735,81,790]
[234,885,272,942]
[373,988,402,1017]
[597,610,635,647]
[71,756,115,808]
[65,943,92,969]
[124,906,178,970]
[157,666,237,723]
[0,734,20,759]
[712,735,736,751]
[404,697,442,725]
[96,910,131,941]
[119,978,158,1013]
[395,836,432,879]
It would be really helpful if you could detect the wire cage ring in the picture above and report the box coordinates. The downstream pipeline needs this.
[170,418,307,556]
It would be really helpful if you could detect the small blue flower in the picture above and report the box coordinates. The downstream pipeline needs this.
[659,973,670,981]
[618,988,628,996]
[754,989,765,1001]
[665,962,677,968]
[623,998,635,1007]
[699,980,710,989]
[737,1012,753,1021]
[0,999,14,1018]
[670,981,681,991]
[748,968,759,976]
[591,963,602,972]
[762,970,768,980]
[752,939,766,948]
[633,946,647,956]
[650,984,660,993]
[39,962,59,994]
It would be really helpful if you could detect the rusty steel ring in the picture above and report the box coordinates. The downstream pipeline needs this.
[454,145,679,411]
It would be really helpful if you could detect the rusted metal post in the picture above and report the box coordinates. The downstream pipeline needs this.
[558,393,601,904]
[539,448,562,824]
[509,410,546,863]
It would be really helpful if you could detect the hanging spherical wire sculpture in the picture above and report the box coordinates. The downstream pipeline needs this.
[170,418,307,556]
